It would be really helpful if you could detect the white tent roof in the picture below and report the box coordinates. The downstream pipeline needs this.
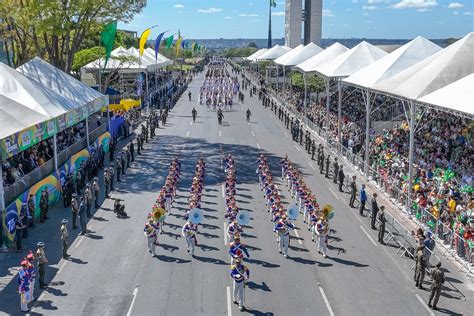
[418,73,474,116]
[0,95,50,140]
[314,41,388,79]
[275,43,323,66]
[0,63,81,117]
[246,48,268,61]
[144,47,174,70]
[343,37,442,89]
[294,42,349,73]
[273,44,304,65]
[372,32,474,99]
[17,57,107,112]
[257,45,292,60]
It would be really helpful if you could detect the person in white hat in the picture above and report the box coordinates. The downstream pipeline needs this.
[35,242,48,289]
[60,219,70,259]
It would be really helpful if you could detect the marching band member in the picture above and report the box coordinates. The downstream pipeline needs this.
[230,257,249,312]
[18,260,32,312]
[182,221,198,256]
[25,251,36,301]
[228,236,250,264]
[144,220,158,258]
[315,216,330,258]
[227,219,243,243]
[275,214,295,258]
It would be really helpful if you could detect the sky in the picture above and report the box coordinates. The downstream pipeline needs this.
[118,0,473,39]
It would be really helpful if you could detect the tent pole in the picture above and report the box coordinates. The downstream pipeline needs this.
[53,134,59,171]
[146,71,149,108]
[303,73,308,109]
[325,79,330,142]
[364,89,371,176]
[407,100,416,214]
[337,80,342,153]
[0,165,5,213]
[85,117,90,147]
[283,66,286,92]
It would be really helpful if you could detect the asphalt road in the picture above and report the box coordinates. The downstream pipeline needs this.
[10,66,471,316]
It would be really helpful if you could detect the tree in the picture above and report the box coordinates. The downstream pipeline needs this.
[290,71,325,99]
[71,46,105,75]
[0,0,146,73]
[247,42,257,48]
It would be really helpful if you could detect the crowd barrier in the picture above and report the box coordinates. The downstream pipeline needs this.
[242,67,473,274]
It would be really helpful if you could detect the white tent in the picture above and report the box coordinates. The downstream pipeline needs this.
[418,73,474,116]
[0,95,50,140]
[0,63,81,117]
[294,43,349,73]
[246,48,268,61]
[17,57,108,113]
[313,41,388,79]
[343,36,442,89]
[144,47,174,70]
[273,44,304,65]
[82,46,143,72]
[257,45,292,60]
[275,43,323,67]
[372,32,474,99]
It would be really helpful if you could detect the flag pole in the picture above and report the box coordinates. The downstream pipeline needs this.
[267,0,272,49]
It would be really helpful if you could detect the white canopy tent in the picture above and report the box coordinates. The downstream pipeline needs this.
[275,43,323,67]
[0,63,81,118]
[418,73,474,117]
[257,45,292,61]
[0,95,50,140]
[246,48,268,62]
[294,42,349,73]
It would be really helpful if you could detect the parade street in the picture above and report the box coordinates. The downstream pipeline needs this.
[7,66,472,316]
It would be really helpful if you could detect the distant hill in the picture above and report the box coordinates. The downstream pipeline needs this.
[182,38,448,51]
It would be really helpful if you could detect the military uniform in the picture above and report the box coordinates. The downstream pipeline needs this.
[71,194,79,229]
[60,219,70,259]
[93,178,100,208]
[377,207,386,244]
[35,243,48,289]
[414,246,426,289]
[84,184,92,217]
[428,263,444,310]
[230,260,249,311]
[349,177,357,207]
[116,159,122,182]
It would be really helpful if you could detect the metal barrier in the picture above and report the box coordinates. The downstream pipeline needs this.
[4,124,108,206]
[245,70,473,274]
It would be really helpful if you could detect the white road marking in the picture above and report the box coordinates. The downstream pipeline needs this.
[221,184,225,198]
[359,225,378,247]
[219,130,222,137]
[257,143,261,149]
[415,293,435,316]
[293,229,303,245]
[226,286,233,316]
[75,235,85,249]
[318,284,335,316]
[186,131,190,137]
[57,260,68,274]
[251,130,255,137]
[190,121,193,126]
[328,187,341,200]
[294,145,301,152]
[308,162,315,170]
[224,222,228,245]
[126,285,140,316]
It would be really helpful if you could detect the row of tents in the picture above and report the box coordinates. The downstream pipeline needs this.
[0,58,108,160]
[246,32,473,117]
[83,46,173,73]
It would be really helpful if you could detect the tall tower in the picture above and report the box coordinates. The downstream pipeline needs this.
[285,0,302,48]
[304,0,322,46]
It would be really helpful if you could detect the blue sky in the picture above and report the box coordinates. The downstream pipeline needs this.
[118,0,473,39]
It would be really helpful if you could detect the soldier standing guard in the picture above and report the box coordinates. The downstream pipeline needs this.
[349,175,357,207]
[78,197,87,235]
[109,164,115,190]
[104,170,110,198]
[116,158,122,182]
[60,219,70,259]
[35,242,48,289]
[414,245,426,289]
[325,155,330,178]
[333,158,339,184]
[311,141,316,160]
[71,193,79,229]
[84,183,92,217]
[378,206,386,245]
[428,262,444,310]
[93,177,100,208]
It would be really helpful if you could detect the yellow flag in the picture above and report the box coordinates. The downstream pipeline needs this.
[139,28,152,56]
[176,37,183,57]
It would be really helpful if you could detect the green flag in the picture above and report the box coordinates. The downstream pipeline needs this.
[270,0,276,8]
[100,21,117,69]
[166,35,174,49]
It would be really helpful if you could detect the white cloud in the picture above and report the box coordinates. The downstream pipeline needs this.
[238,13,259,17]
[463,11,473,15]
[271,11,285,16]
[197,7,222,13]
[224,16,233,19]
[363,12,369,15]
[173,4,184,8]
[363,5,378,10]
[452,11,459,15]
[368,0,390,3]
[391,0,438,9]
[322,9,335,17]
[448,2,463,9]
[417,8,430,12]
[352,0,358,3]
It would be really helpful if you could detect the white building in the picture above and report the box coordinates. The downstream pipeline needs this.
[285,0,322,48]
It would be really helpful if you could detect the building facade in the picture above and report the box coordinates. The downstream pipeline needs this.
[285,0,322,47]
